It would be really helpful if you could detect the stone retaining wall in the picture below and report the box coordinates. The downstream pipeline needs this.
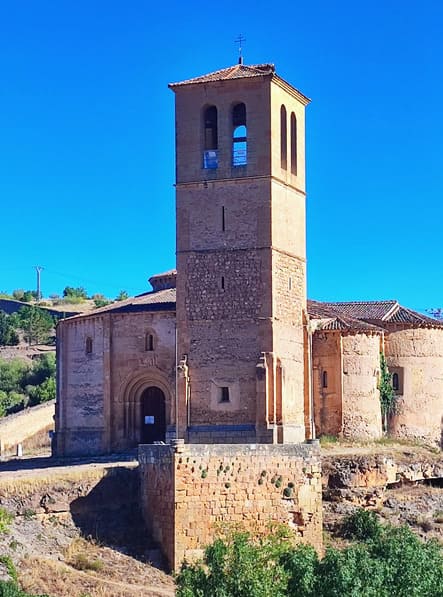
[139,442,322,571]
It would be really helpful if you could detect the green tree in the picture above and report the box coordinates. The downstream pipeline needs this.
[62,286,88,300]
[0,312,19,346]
[13,306,54,345]
[28,377,55,406]
[176,518,443,597]
[115,290,129,301]
[378,353,396,433]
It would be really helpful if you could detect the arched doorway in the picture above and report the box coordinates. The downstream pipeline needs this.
[140,386,166,443]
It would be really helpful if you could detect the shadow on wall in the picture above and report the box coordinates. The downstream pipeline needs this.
[69,467,157,561]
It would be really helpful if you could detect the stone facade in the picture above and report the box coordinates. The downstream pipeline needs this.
[139,442,322,571]
[55,304,176,456]
[55,63,443,457]
[171,65,309,445]
[385,326,443,445]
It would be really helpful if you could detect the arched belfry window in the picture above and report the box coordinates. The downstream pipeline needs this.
[203,105,218,169]
[85,337,93,354]
[145,333,154,352]
[280,105,287,170]
[290,112,297,175]
[232,103,247,166]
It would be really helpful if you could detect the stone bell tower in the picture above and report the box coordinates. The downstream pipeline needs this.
[169,62,310,443]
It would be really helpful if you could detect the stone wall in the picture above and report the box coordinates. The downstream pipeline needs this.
[0,400,54,455]
[55,310,176,456]
[139,442,322,571]
[341,333,382,439]
[312,332,342,436]
[385,326,443,446]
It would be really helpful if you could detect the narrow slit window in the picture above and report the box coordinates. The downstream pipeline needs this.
[145,333,154,351]
[392,372,399,391]
[203,105,218,169]
[281,105,287,170]
[290,112,297,175]
[220,386,230,403]
[222,206,225,231]
[221,276,225,290]
[232,103,247,166]
[85,337,93,354]
[322,371,328,389]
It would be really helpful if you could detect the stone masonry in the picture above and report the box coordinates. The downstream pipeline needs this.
[139,441,322,571]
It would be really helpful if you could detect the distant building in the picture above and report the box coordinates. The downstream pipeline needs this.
[53,63,443,456]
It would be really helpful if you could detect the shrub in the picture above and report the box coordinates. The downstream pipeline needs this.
[341,509,381,541]
[0,507,14,534]
[177,519,443,597]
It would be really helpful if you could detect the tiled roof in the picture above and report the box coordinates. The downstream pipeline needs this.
[169,64,276,87]
[65,288,176,321]
[321,300,443,329]
[307,300,383,333]
[321,300,399,321]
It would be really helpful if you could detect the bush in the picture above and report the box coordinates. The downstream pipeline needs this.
[176,519,443,597]
[0,507,14,534]
[341,509,381,541]
[0,354,55,415]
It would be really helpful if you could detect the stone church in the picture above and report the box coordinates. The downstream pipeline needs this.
[53,62,443,457]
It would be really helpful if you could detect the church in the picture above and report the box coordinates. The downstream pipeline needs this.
[53,62,443,457]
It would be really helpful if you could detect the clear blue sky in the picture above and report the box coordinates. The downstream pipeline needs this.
[0,0,441,312]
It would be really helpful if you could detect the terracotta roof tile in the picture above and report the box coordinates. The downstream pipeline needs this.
[65,288,176,321]
[321,300,399,321]
[320,300,443,329]
[307,300,383,333]
[169,64,276,87]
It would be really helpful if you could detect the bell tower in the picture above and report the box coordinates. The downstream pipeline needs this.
[169,63,310,443]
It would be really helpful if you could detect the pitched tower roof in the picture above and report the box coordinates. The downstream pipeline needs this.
[169,63,311,104]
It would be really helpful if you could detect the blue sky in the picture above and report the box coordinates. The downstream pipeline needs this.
[0,1,441,311]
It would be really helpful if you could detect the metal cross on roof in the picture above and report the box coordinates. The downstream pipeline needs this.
[234,34,246,64]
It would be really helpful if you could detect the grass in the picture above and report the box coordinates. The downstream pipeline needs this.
[319,434,339,446]
[0,506,14,534]
[65,538,104,573]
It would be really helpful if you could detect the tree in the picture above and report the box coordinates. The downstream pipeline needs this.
[62,286,88,300]
[13,306,54,345]
[428,308,443,320]
[378,353,396,433]
[115,290,129,301]
[176,518,443,597]
[0,312,19,346]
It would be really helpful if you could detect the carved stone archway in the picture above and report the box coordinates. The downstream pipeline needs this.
[119,368,173,446]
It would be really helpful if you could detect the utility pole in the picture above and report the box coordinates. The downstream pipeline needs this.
[34,265,44,302]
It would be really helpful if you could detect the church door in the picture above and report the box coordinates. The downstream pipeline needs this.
[141,387,166,443]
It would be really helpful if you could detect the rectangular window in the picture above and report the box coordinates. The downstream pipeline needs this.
[220,387,230,403]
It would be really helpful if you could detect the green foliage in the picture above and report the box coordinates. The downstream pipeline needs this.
[93,298,111,308]
[0,312,19,347]
[28,377,55,406]
[176,516,443,597]
[115,290,129,301]
[62,286,87,300]
[0,556,17,583]
[378,353,396,432]
[177,531,290,597]
[341,509,381,541]
[0,581,50,597]
[0,507,14,534]
[13,306,54,346]
[0,354,55,416]
[281,544,318,597]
